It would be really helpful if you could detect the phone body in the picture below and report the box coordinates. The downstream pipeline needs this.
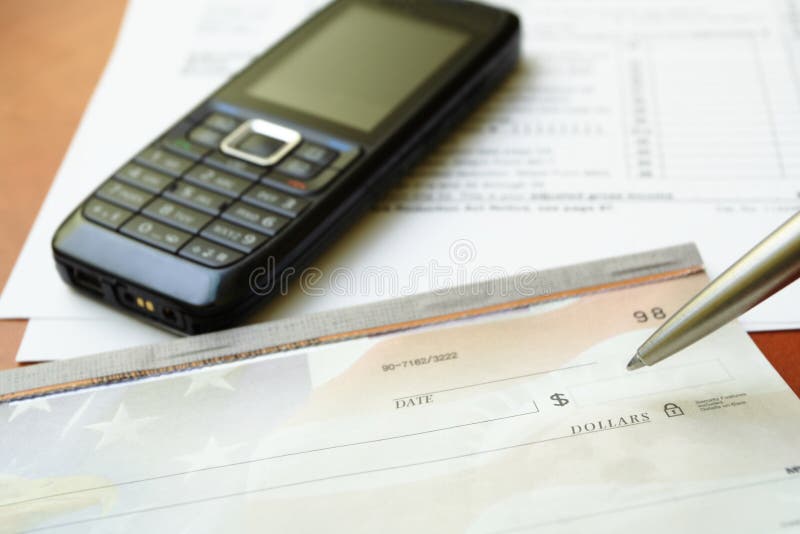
[52,0,520,334]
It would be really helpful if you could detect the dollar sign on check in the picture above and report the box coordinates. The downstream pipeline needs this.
[550,393,569,407]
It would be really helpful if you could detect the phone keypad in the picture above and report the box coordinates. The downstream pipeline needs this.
[242,185,309,217]
[276,157,320,180]
[164,182,230,215]
[143,198,212,233]
[263,168,340,194]
[81,111,360,268]
[202,112,239,133]
[189,126,225,148]
[185,165,251,197]
[84,198,134,230]
[201,220,268,253]
[180,237,242,267]
[222,201,289,235]
[96,180,153,211]
[121,216,192,253]
[293,143,337,167]
[116,163,173,193]
[136,147,194,177]
[204,151,262,180]
[161,136,209,160]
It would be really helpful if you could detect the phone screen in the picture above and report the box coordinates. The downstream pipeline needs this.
[245,3,469,132]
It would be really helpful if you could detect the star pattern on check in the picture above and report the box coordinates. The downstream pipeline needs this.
[183,366,237,397]
[8,398,51,423]
[84,403,158,450]
[61,393,95,439]
[177,437,243,474]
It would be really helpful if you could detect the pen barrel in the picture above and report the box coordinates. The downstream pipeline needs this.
[637,211,800,365]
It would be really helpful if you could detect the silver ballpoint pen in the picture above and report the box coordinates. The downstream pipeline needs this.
[627,211,800,371]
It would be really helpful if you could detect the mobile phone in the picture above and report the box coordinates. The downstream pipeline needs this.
[52,0,520,334]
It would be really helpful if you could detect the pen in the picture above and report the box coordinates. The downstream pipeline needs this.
[627,211,800,371]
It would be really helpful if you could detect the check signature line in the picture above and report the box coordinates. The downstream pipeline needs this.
[3,410,539,510]
[490,475,797,533]
[26,421,652,532]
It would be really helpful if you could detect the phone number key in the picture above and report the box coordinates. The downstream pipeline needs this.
[164,182,230,215]
[121,215,192,253]
[222,201,289,236]
[201,220,268,253]
[83,198,134,230]
[179,237,242,268]
[96,179,153,211]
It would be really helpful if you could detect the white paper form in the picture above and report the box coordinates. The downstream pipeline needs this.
[16,318,173,362]
[5,0,800,361]
[2,272,799,533]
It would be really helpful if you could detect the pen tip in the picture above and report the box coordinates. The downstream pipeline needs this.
[626,354,645,371]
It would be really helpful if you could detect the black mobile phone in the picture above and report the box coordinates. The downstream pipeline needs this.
[52,0,520,334]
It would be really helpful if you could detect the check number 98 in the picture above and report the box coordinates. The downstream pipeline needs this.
[633,307,666,322]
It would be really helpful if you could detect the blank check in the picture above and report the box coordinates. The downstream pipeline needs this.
[1,245,799,533]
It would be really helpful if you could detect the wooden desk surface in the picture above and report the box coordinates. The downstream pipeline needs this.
[1,0,798,396]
